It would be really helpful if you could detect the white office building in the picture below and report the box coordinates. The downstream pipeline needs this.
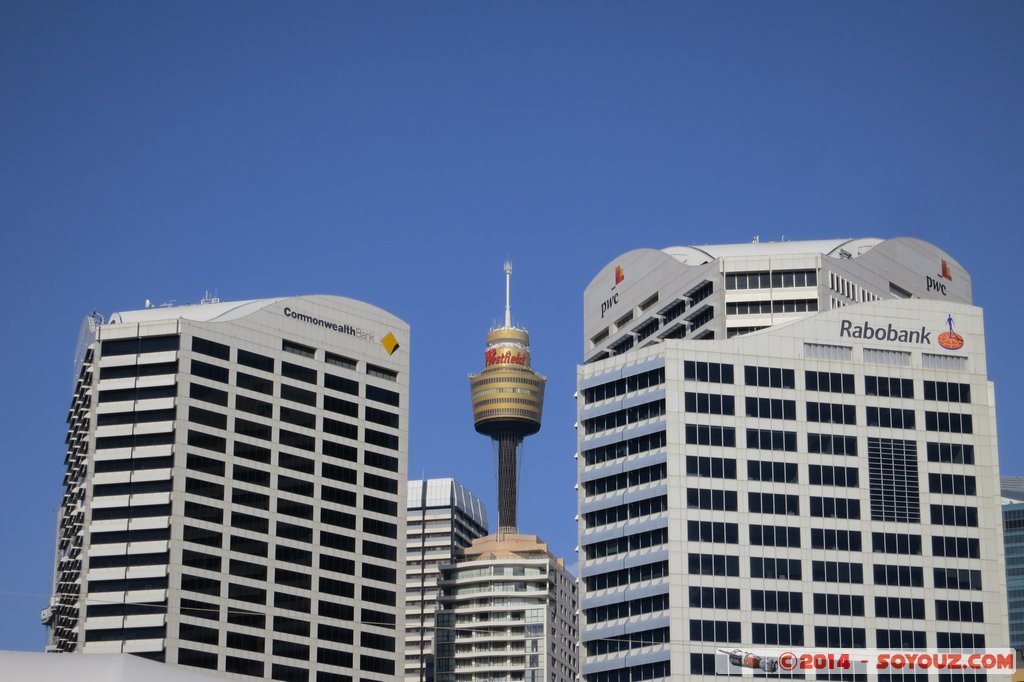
[43,294,409,682]
[405,478,489,682]
[576,238,1006,681]
[434,533,578,682]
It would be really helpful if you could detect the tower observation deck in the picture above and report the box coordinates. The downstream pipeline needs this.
[469,263,546,535]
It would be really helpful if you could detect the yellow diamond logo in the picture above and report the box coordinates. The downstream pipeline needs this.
[381,332,399,356]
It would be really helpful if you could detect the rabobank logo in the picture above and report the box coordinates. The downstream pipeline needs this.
[938,314,964,350]
[838,315,964,351]
[839,320,931,344]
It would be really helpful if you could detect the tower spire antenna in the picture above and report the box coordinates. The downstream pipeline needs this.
[504,261,512,328]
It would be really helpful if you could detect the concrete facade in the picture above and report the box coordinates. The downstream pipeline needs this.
[44,295,409,682]
[577,238,1005,681]
[434,534,578,682]
[405,478,489,682]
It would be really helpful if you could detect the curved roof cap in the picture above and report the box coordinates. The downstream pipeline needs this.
[108,294,405,327]
[661,237,882,265]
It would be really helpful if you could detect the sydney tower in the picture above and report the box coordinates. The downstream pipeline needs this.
[469,263,546,536]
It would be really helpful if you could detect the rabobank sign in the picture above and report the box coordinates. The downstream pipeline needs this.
[283,307,375,342]
[839,319,931,345]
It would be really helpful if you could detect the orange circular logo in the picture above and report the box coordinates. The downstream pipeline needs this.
[938,331,964,350]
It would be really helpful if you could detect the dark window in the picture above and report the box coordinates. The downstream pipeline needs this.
[362,563,396,583]
[234,441,271,464]
[806,401,856,424]
[688,552,740,576]
[185,477,224,500]
[813,593,865,616]
[187,453,225,477]
[809,496,861,519]
[230,559,267,581]
[685,455,737,479]
[276,545,313,566]
[280,406,315,430]
[277,498,314,520]
[180,623,219,645]
[364,472,397,494]
[744,365,795,388]
[235,418,272,441]
[191,359,228,384]
[811,528,862,551]
[281,383,316,406]
[746,429,797,452]
[237,348,274,372]
[233,464,270,487]
[280,473,311,493]
[924,380,971,403]
[808,433,858,456]
[189,383,228,407]
[687,488,738,511]
[684,424,736,447]
[685,392,736,415]
[274,616,309,637]
[230,536,268,558]
[237,371,273,395]
[365,428,399,450]
[323,417,357,440]
[275,592,312,613]
[812,560,864,583]
[282,361,317,384]
[323,394,358,417]
[366,384,400,406]
[751,557,802,580]
[225,656,263,678]
[99,360,178,380]
[748,492,800,515]
[364,451,398,472]
[925,410,974,433]
[231,511,269,534]
[688,520,739,543]
[805,370,854,393]
[226,631,264,653]
[363,495,397,516]
[927,442,975,464]
[750,524,801,548]
[363,539,396,560]
[867,406,916,429]
[236,395,273,418]
[872,532,922,555]
[866,376,914,398]
[325,373,359,396]
[277,521,313,543]
[279,429,315,453]
[102,335,179,356]
[684,360,734,384]
[282,339,315,358]
[184,501,223,524]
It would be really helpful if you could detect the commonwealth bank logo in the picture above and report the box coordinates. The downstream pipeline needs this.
[381,332,400,356]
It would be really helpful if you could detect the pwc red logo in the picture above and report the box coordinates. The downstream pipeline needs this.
[940,260,952,281]
[612,266,624,290]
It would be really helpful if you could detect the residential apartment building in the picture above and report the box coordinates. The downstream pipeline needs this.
[405,478,488,682]
[434,533,578,682]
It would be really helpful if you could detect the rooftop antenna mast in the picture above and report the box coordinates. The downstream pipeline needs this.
[504,261,513,328]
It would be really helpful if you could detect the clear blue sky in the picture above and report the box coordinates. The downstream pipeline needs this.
[2,1,1022,652]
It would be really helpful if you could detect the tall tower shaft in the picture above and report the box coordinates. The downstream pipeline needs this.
[469,263,546,535]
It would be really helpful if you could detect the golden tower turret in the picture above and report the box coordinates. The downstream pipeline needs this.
[469,263,546,535]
